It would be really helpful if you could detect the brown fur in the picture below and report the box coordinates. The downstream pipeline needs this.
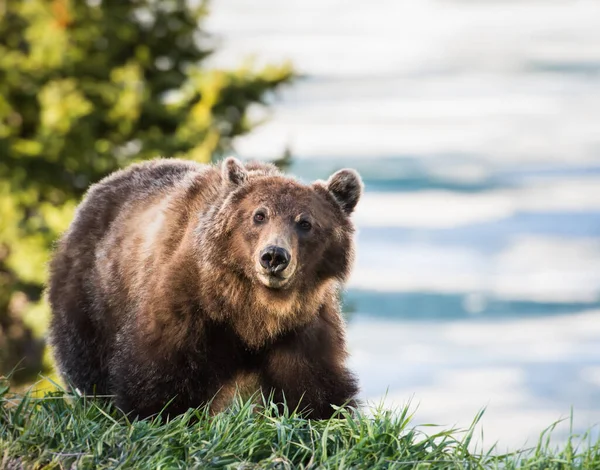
[48,157,362,419]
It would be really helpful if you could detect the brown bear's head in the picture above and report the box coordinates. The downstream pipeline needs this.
[201,157,363,297]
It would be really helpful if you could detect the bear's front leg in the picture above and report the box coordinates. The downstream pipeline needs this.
[260,312,359,419]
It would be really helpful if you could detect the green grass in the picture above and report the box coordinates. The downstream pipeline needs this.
[1,379,599,469]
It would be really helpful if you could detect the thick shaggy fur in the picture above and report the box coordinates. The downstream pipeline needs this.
[48,158,362,419]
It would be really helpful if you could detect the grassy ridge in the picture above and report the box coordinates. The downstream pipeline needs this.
[1,381,599,469]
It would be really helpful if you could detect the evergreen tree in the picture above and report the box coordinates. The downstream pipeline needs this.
[0,0,293,382]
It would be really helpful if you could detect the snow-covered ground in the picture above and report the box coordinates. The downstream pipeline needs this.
[204,0,600,447]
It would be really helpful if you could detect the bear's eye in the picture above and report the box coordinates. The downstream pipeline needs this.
[254,212,266,223]
[298,220,312,231]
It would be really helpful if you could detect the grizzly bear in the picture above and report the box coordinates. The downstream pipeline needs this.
[48,157,362,419]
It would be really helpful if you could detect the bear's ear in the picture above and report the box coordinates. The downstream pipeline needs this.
[222,157,248,187]
[325,169,363,215]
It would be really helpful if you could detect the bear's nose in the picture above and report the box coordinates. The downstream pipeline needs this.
[259,246,290,273]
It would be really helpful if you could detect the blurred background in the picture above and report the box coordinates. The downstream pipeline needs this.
[2,0,600,449]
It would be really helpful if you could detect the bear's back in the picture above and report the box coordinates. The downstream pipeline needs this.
[71,159,205,242]
[48,159,216,331]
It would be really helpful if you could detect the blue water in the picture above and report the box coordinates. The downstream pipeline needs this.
[344,290,600,322]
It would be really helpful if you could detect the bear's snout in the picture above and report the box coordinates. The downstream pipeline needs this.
[259,245,290,273]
